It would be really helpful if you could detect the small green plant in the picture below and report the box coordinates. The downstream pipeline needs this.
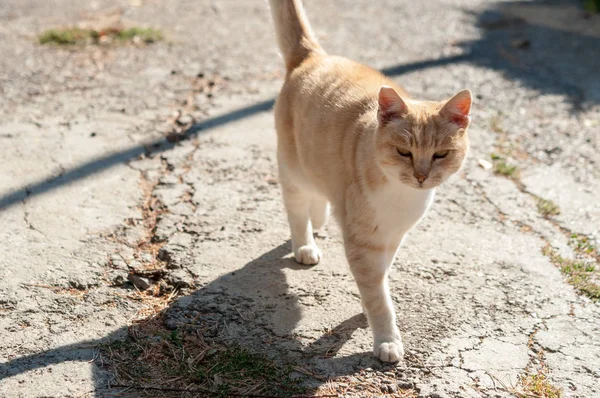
[490,153,519,178]
[39,26,163,46]
[519,372,562,398]
[39,28,94,45]
[166,329,182,345]
[584,0,600,13]
[570,233,597,256]
[537,198,560,218]
[542,245,600,301]
[494,159,518,177]
[117,27,163,43]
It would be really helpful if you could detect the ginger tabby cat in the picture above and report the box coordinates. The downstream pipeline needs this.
[269,0,472,362]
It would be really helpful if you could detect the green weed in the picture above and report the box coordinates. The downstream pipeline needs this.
[39,28,94,45]
[570,233,597,256]
[542,245,600,301]
[519,371,562,398]
[537,198,560,218]
[39,26,163,46]
[584,0,600,13]
[493,159,518,178]
[116,27,163,43]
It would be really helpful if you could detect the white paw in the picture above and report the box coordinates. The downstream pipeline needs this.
[294,245,322,265]
[373,338,404,362]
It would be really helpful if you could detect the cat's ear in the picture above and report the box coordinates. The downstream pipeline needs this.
[440,89,472,128]
[378,86,408,125]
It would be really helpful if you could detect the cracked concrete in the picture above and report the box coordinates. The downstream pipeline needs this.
[1,0,599,397]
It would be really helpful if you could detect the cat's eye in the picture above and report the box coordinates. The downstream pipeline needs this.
[433,150,449,159]
[397,148,412,157]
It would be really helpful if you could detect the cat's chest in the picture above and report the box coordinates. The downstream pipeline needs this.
[368,186,435,238]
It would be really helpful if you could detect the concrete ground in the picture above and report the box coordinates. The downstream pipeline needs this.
[0,0,599,397]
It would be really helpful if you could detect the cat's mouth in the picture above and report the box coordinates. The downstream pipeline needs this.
[413,179,439,190]
[400,179,433,190]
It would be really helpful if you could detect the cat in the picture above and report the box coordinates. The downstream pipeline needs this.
[268,0,472,362]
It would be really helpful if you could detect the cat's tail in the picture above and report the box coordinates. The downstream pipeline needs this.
[269,0,325,72]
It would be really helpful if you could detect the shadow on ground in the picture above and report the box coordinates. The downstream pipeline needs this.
[461,0,600,110]
[0,242,396,396]
[2,0,599,396]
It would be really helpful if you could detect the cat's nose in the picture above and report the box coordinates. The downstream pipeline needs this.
[414,172,428,183]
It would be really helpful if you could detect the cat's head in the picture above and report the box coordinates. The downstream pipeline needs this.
[374,86,472,190]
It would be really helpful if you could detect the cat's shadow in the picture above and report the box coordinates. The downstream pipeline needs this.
[0,240,389,396]
[158,240,384,382]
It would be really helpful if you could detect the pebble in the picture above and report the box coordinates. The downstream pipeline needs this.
[112,273,127,286]
[478,158,493,170]
[176,114,193,125]
[127,274,152,291]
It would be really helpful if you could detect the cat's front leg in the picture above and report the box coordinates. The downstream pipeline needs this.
[345,239,403,362]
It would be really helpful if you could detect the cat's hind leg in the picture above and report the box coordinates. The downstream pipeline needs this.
[281,183,322,265]
[309,197,329,230]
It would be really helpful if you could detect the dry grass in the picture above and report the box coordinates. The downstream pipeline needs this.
[101,307,419,397]
[101,319,308,397]
[121,287,180,323]
[19,283,88,297]
[315,370,417,397]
